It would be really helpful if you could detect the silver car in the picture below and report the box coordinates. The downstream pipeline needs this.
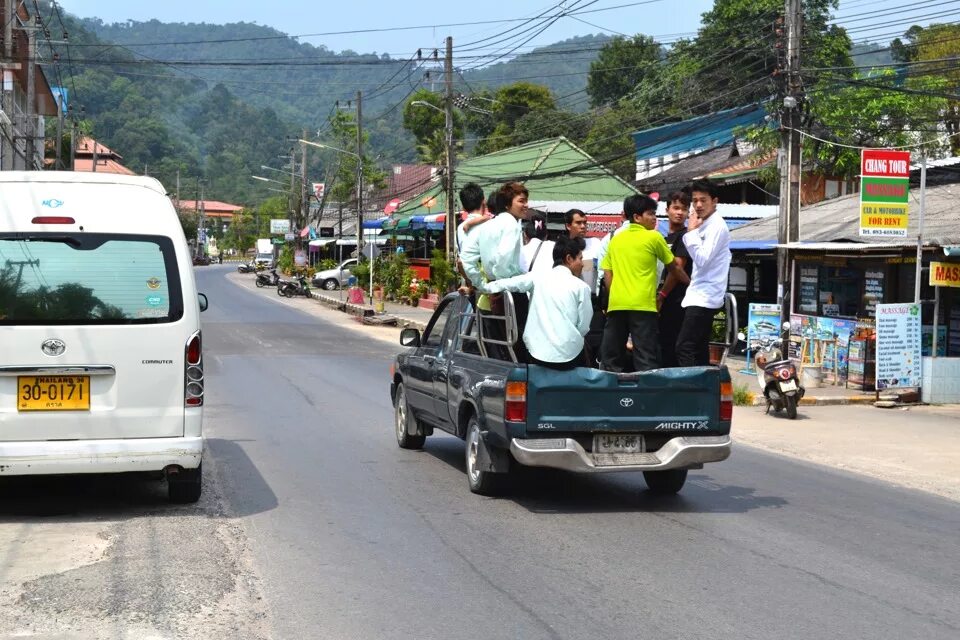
[312,258,358,290]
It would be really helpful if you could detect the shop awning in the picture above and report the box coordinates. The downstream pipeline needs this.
[362,217,391,229]
[308,238,336,247]
[383,212,446,231]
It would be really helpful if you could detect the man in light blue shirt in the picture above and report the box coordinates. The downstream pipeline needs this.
[483,236,592,370]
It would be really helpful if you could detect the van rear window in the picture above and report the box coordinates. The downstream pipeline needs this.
[0,233,183,325]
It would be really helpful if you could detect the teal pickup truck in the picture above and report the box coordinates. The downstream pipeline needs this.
[390,293,734,495]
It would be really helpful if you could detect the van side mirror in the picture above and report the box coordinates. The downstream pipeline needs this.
[400,327,421,347]
[198,293,209,312]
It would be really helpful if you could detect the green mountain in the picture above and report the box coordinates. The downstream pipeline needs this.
[43,13,609,205]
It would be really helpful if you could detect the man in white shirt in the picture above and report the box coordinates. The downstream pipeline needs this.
[460,181,530,359]
[676,179,731,366]
[482,236,592,370]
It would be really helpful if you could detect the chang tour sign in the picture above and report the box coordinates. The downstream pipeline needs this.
[860,149,910,238]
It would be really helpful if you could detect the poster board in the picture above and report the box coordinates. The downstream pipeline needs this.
[876,303,922,390]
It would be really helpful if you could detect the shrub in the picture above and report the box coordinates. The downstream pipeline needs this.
[429,249,457,293]
[733,383,754,406]
[352,260,370,290]
[317,258,337,270]
[277,246,294,274]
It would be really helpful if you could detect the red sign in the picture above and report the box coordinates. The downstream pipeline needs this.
[861,150,910,178]
[585,214,622,238]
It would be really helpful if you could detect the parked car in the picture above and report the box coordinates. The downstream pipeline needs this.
[0,171,208,503]
[312,258,358,290]
[193,255,211,266]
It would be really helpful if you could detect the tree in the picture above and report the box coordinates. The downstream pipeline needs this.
[402,89,464,165]
[581,102,647,181]
[512,109,590,146]
[470,82,557,154]
[587,35,662,107]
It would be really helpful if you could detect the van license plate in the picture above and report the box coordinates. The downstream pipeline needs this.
[17,376,91,411]
[594,434,644,454]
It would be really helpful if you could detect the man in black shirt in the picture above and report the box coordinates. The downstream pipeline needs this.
[657,190,693,367]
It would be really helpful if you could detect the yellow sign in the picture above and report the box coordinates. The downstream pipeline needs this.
[929,261,960,288]
[860,203,908,237]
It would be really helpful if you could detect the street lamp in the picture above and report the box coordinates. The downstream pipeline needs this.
[410,100,444,114]
[261,164,298,177]
[251,175,286,185]
[299,138,371,305]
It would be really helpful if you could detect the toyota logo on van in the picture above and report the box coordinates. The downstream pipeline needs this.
[41,338,66,356]
[619,397,634,408]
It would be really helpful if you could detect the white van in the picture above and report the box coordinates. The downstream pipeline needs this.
[0,172,206,502]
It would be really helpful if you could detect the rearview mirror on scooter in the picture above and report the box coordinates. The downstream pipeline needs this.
[782,322,791,330]
[737,332,746,341]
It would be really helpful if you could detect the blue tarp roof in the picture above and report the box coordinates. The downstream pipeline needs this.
[632,104,767,161]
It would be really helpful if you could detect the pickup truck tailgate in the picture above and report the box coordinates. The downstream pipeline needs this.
[524,365,730,435]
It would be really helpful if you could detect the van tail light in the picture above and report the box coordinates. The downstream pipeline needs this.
[185,331,204,407]
[720,381,733,421]
[505,381,527,423]
[32,216,75,225]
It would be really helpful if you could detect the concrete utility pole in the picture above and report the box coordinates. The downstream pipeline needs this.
[777,0,802,327]
[444,36,456,261]
[55,92,63,169]
[289,151,297,236]
[300,128,308,249]
[69,118,77,169]
[1,0,15,170]
[25,19,35,169]
[355,90,364,264]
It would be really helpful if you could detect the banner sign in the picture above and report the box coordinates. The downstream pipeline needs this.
[746,303,781,350]
[929,261,960,288]
[876,302,921,390]
[313,183,325,200]
[859,149,910,237]
[270,219,291,234]
[585,214,622,239]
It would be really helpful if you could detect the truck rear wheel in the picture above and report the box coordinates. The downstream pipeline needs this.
[643,469,687,495]
[394,383,426,449]
[168,464,202,503]
[465,417,508,495]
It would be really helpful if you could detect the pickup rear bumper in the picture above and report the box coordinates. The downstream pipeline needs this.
[509,435,731,473]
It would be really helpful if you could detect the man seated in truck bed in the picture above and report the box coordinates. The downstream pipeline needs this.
[479,236,593,370]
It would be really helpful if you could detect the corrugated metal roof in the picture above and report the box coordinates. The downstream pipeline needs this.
[631,104,767,161]
[729,182,960,246]
[393,136,639,217]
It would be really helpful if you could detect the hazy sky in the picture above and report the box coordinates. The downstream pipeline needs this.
[56,0,717,55]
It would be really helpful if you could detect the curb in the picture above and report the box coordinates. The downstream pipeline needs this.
[309,291,429,330]
[748,394,877,407]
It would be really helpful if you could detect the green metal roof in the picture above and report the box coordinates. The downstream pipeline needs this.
[389,136,639,220]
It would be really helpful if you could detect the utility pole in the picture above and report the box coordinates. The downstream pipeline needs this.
[91,139,98,172]
[198,180,206,259]
[289,151,296,238]
[444,36,456,261]
[300,128,309,250]
[355,90,364,266]
[55,92,63,169]
[69,118,77,169]
[2,0,14,170]
[777,0,802,327]
[25,20,36,169]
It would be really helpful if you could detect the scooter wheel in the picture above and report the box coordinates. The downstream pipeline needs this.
[785,394,798,419]
[256,279,264,288]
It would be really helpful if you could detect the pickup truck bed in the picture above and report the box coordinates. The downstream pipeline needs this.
[391,294,732,495]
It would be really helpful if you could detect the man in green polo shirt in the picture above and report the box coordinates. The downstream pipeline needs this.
[600,194,690,372]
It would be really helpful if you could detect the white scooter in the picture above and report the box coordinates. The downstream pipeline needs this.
[738,322,805,419]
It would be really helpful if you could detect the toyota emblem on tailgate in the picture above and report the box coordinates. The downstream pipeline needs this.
[619,397,634,408]
[41,339,66,356]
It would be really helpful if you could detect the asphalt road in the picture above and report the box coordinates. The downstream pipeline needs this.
[190,265,960,640]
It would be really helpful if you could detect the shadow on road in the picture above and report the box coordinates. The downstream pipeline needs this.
[0,438,278,521]
[422,436,788,515]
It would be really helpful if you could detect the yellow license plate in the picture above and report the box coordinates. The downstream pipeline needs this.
[17,376,91,411]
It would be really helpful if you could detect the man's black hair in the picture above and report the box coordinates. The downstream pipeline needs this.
[564,208,586,225]
[486,191,505,214]
[689,178,719,199]
[666,190,691,208]
[459,183,484,213]
[524,211,548,241]
[623,194,658,220]
[553,235,586,267]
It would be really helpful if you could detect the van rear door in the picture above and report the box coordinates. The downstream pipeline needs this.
[0,232,189,441]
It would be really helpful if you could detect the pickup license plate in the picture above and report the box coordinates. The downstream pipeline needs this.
[779,380,798,393]
[594,434,644,454]
[17,376,91,411]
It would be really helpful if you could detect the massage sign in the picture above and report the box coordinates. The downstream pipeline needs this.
[859,149,910,237]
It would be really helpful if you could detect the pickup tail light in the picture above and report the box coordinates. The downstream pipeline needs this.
[32,216,76,225]
[185,331,204,407]
[505,381,527,423]
[720,381,733,421]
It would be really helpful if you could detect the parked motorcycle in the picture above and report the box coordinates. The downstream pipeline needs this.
[237,261,256,273]
[738,322,805,419]
[277,274,311,298]
[256,269,281,288]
